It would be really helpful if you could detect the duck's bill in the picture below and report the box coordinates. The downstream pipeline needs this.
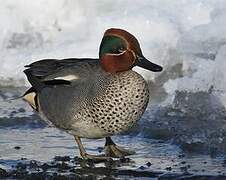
[136,56,163,72]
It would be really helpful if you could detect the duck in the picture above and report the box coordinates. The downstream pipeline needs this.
[23,28,163,160]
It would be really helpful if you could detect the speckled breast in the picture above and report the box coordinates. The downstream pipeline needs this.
[86,70,149,136]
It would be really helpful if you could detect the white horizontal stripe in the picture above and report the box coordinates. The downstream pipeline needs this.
[54,75,79,81]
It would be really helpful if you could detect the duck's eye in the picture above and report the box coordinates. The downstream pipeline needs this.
[112,47,125,54]
[118,47,125,53]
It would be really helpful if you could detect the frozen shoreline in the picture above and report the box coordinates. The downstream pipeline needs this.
[0,1,226,111]
[1,87,226,178]
[1,1,226,179]
[1,156,226,179]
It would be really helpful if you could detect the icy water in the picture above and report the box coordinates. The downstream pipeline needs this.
[1,87,226,179]
[1,0,226,179]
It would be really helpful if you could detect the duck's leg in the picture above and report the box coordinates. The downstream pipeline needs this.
[104,137,135,158]
[74,136,111,161]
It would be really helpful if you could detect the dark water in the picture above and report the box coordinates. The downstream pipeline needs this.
[1,87,226,179]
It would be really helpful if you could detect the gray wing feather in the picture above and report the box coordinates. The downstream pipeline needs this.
[24,58,99,80]
[24,58,110,128]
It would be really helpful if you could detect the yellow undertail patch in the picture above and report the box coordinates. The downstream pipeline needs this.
[23,92,37,110]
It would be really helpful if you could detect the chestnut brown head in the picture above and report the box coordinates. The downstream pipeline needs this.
[99,28,163,73]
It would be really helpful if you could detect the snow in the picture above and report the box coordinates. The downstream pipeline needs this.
[1,0,226,155]
[0,0,226,108]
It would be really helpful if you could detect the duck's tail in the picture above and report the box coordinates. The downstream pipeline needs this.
[23,69,45,92]
[22,87,39,111]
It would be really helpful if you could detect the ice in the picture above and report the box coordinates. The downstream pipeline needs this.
[213,45,226,108]
[1,1,226,154]
[0,0,223,98]
[0,0,214,86]
[140,91,226,154]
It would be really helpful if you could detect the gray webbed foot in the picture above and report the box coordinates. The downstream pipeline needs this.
[81,153,112,161]
[104,137,135,158]
[74,136,112,162]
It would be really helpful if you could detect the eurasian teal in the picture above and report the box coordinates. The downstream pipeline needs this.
[23,28,163,160]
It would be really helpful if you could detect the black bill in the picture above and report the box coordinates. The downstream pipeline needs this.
[136,56,163,72]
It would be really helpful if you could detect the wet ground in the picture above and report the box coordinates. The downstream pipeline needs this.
[1,87,226,179]
[1,155,226,180]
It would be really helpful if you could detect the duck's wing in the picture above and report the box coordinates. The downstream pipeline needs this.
[24,58,99,80]
[23,58,101,111]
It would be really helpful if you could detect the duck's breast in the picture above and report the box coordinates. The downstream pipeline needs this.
[80,70,150,136]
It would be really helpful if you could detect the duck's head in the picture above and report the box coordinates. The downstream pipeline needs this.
[99,28,163,73]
